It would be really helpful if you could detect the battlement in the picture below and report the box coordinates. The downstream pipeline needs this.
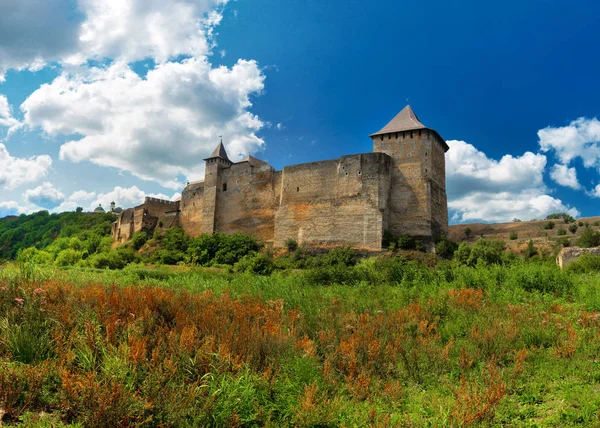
[144,197,179,206]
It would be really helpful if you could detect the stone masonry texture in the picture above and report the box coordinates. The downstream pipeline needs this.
[112,106,449,250]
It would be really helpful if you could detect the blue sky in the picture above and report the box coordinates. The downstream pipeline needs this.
[0,0,599,223]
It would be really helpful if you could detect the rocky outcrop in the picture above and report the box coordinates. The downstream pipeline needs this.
[556,247,600,269]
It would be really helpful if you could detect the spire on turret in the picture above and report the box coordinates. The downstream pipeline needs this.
[370,105,426,137]
[204,139,231,162]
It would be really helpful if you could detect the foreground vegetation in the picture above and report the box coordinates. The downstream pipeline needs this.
[3,247,600,426]
[3,211,600,425]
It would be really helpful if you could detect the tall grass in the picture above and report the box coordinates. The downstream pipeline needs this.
[1,258,599,425]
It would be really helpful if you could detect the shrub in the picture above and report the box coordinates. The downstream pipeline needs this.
[162,228,189,252]
[568,224,578,234]
[131,231,148,250]
[556,237,570,248]
[18,247,53,265]
[156,249,186,265]
[579,221,584,227]
[523,240,537,259]
[507,263,573,295]
[469,239,505,265]
[55,249,84,267]
[285,238,298,252]
[383,232,416,250]
[321,246,357,266]
[557,228,567,236]
[543,221,555,230]
[397,234,416,250]
[87,248,138,269]
[453,239,505,266]
[303,264,360,286]
[509,232,518,240]
[235,252,275,275]
[187,233,261,266]
[566,253,600,273]
[578,227,600,248]
[546,212,575,223]
[435,236,458,259]
[454,242,471,265]
[464,227,472,238]
[594,221,600,227]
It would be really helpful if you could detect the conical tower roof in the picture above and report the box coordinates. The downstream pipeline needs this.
[204,140,231,161]
[370,105,426,137]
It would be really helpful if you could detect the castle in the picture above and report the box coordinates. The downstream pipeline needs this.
[111,105,449,250]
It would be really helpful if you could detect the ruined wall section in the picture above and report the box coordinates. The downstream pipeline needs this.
[112,198,180,243]
[373,129,442,239]
[113,208,135,244]
[142,197,180,231]
[214,163,278,243]
[274,153,391,249]
[180,181,205,237]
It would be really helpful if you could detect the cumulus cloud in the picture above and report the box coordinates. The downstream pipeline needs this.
[0,0,228,79]
[550,164,581,190]
[0,143,52,189]
[22,58,266,188]
[446,140,547,199]
[0,201,30,218]
[24,182,65,209]
[69,190,97,201]
[538,117,600,168]
[448,191,579,223]
[0,0,82,79]
[0,95,21,136]
[74,0,226,64]
[446,140,579,223]
[588,184,600,198]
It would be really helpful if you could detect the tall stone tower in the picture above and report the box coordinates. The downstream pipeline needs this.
[370,105,449,240]
[201,141,232,234]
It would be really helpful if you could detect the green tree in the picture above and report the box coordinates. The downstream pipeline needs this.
[578,227,600,248]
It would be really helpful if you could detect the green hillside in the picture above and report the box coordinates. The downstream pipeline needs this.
[0,210,116,260]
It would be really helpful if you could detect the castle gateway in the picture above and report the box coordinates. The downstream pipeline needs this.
[112,106,449,250]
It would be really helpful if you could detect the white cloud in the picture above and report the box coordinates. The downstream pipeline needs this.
[276,122,284,131]
[550,164,581,190]
[24,182,65,209]
[446,140,547,199]
[0,201,30,217]
[73,0,227,64]
[446,140,579,223]
[0,0,228,79]
[0,143,52,189]
[538,117,600,168]
[0,0,82,79]
[53,200,79,213]
[588,184,600,198]
[0,95,21,136]
[22,58,266,188]
[69,190,97,201]
[90,185,174,211]
[448,191,579,223]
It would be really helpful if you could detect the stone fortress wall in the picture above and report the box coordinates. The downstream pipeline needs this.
[112,106,449,250]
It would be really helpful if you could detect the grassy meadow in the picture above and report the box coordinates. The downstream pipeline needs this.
[2,248,600,426]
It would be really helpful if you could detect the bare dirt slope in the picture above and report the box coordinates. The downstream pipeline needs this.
[448,216,600,254]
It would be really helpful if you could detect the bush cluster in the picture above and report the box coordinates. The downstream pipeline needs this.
[578,227,600,248]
